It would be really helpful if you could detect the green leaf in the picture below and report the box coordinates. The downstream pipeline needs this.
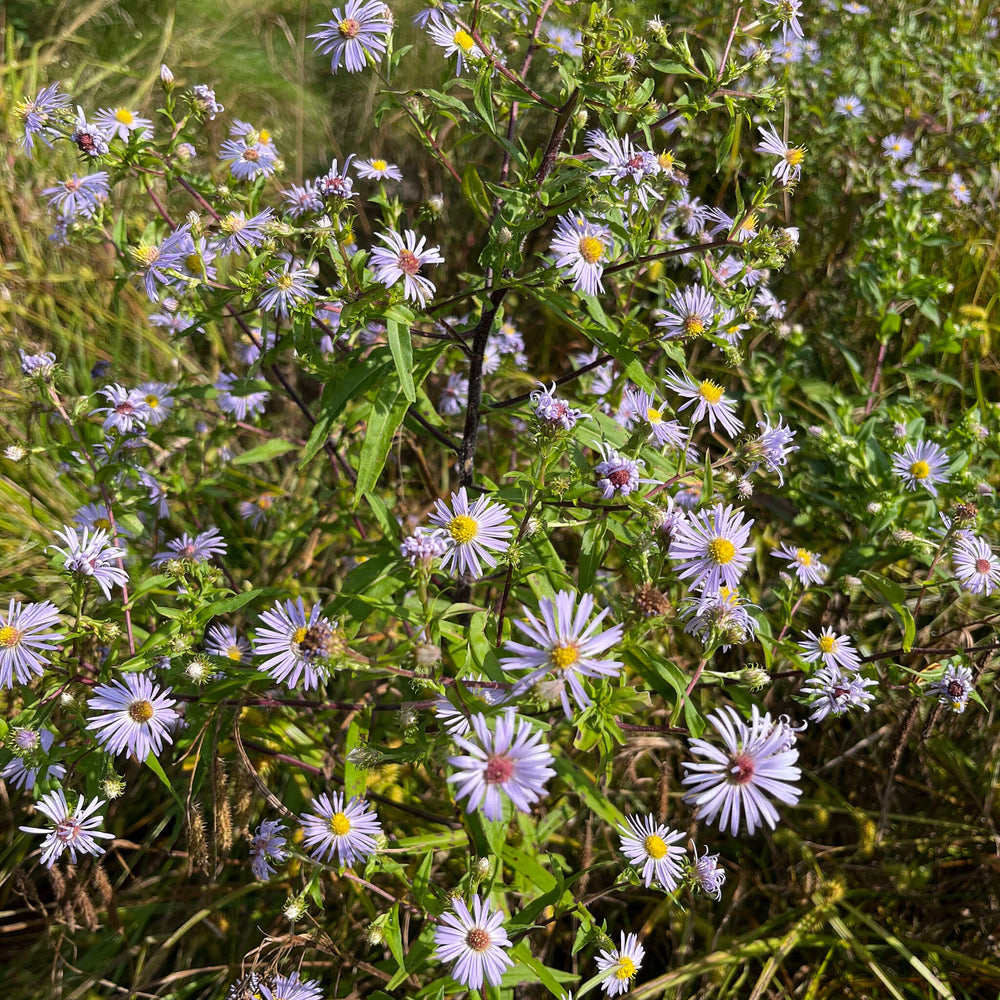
[231,438,297,465]
[578,518,608,591]
[859,570,906,606]
[145,751,184,810]
[353,385,408,504]
[461,163,491,220]
[473,64,495,132]
[386,312,415,403]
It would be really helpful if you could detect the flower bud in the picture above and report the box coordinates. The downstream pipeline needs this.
[160,64,174,85]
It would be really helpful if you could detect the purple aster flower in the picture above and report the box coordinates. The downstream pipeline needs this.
[300,790,382,865]
[238,493,279,528]
[401,528,449,568]
[50,525,129,599]
[690,846,726,898]
[618,814,686,891]
[747,415,797,484]
[763,0,804,40]
[356,157,402,181]
[669,503,755,594]
[86,671,179,760]
[755,123,805,186]
[153,526,227,565]
[530,382,583,431]
[189,84,224,119]
[682,705,802,836]
[656,285,716,339]
[434,895,514,989]
[594,445,651,499]
[1,728,66,791]
[585,129,662,210]
[547,24,583,56]
[715,307,749,347]
[90,383,151,434]
[596,932,645,997]
[882,134,914,160]
[310,0,392,73]
[215,372,270,420]
[623,387,688,449]
[953,534,1000,596]
[93,106,153,141]
[16,82,72,156]
[680,587,758,649]
[501,590,623,717]
[833,95,865,118]
[438,373,468,416]
[771,542,827,586]
[447,707,556,820]
[800,665,876,722]
[204,622,251,663]
[315,155,356,199]
[131,224,195,303]
[550,213,612,297]
[925,663,973,713]
[19,350,57,378]
[798,628,861,671]
[891,439,950,498]
[253,597,340,690]
[426,12,486,74]
[209,208,274,256]
[133,381,175,427]
[249,819,289,880]
[42,172,109,219]
[19,789,115,868]
[258,264,317,319]
[69,106,110,157]
[219,135,279,181]
[281,180,324,218]
[948,173,971,205]
[662,370,743,438]
[427,487,514,579]
[260,973,323,1000]
[369,229,444,306]
[0,599,63,688]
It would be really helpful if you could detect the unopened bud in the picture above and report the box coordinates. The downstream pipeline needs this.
[414,642,441,668]
[160,64,174,85]
[741,665,770,691]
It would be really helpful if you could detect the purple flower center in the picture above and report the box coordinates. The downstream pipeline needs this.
[608,468,631,487]
[975,558,991,574]
[465,926,491,952]
[397,249,421,275]
[55,817,83,843]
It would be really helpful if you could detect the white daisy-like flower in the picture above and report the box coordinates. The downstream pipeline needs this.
[771,543,828,586]
[618,813,686,891]
[356,156,403,181]
[755,123,805,186]
[19,789,115,868]
[253,597,340,690]
[669,503,755,595]
[500,590,623,716]
[798,627,862,671]
[300,791,382,866]
[596,932,645,996]
[427,487,514,579]
[662,370,743,438]
[891,439,950,498]
[549,213,612,296]
[953,534,1000,596]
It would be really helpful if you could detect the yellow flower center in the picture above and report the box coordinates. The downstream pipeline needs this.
[784,147,804,166]
[128,699,154,723]
[131,244,159,268]
[94,517,111,530]
[818,635,837,654]
[145,394,160,408]
[258,129,270,144]
[646,406,662,423]
[339,17,360,38]
[114,107,135,125]
[644,834,667,859]
[615,957,637,981]
[221,214,247,235]
[328,812,351,835]
[0,625,23,647]
[292,625,309,645]
[910,460,930,480]
[372,159,388,171]
[275,273,295,290]
[448,514,478,544]
[684,315,705,336]
[550,642,579,670]
[796,548,812,566]
[227,646,243,661]
[185,253,205,276]
[740,212,758,232]
[453,28,475,52]
[698,379,724,404]
[657,151,674,171]
[708,537,736,565]
[578,235,605,265]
